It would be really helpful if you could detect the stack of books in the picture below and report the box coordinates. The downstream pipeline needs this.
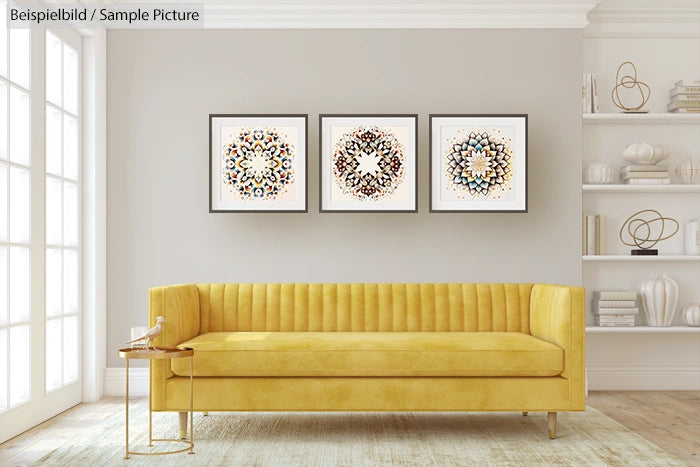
[592,291,639,327]
[621,164,670,185]
[582,72,600,113]
[582,213,606,255]
[668,79,700,113]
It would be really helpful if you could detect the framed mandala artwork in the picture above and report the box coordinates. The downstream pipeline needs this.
[429,114,527,213]
[319,115,418,212]
[209,114,308,212]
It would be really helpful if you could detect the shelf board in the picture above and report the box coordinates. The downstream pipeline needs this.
[583,255,700,261]
[583,184,700,193]
[586,326,700,334]
[583,113,700,124]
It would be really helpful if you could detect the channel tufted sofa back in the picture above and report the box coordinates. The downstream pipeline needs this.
[195,283,535,334]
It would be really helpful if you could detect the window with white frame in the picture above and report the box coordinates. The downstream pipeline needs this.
[0,0,32,411]
[45,30,80,393]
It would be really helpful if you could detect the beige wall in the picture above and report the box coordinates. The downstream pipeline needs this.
[106,29,582,366]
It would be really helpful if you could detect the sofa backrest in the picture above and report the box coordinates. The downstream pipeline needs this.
[195,283,534,333]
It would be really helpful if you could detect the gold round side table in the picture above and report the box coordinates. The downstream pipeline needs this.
[118,346,194,459]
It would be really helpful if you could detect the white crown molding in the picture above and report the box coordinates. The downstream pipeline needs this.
[109,0,601,29]
[585,0,700,37]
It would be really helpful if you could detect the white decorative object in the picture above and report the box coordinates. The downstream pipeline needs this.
[126,316,166,349]
[130,327,148,349]
[681,303,700,326]
[622,142,655,164]
[639,273,678,327]
[651,145,670,164]
[675,154,699,184]
[686,220,699,255]
[584,162,616,184]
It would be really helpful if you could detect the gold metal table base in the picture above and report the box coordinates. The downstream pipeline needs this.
[126,438,194,458]
[119,346,195,459]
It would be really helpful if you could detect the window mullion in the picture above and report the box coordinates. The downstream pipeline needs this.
[28,26,45,404]
[59,38,65,388]
[60,42,64,179]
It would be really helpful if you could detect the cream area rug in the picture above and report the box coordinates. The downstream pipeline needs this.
[1,398,686,467]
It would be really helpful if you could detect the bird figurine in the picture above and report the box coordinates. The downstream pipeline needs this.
[126,316,166,349]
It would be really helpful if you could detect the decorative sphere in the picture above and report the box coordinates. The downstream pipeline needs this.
[682,303,700,326]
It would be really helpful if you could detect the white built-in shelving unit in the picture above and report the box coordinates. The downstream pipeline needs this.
[582,115,700,327]
[583,255,700,261]
[586,326,700,333]
[582,1,700,389]
[583,184,700,193]
[583,113,700,124]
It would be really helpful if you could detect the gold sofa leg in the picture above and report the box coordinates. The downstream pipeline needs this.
[522,412,528,416]
[179,411,188,439]
[548,412,557,439]
[203,411,209,416]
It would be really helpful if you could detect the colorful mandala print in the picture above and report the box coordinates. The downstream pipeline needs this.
[222,127,294,200]
[332,126,405,201]
[444,130,513,199]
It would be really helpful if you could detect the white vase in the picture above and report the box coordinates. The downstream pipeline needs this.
[639,273,678,327]
[681,303,700,326]
[584,162,616,184]
[675,154,700,184]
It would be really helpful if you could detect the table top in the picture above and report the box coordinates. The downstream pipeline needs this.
[118,346,194,360]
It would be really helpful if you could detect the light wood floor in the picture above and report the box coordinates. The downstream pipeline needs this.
[587,391,700,466]
[0,391,697,466]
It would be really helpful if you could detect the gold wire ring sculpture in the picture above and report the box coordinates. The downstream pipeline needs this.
[611,61,651,112]
[619,209,679,250]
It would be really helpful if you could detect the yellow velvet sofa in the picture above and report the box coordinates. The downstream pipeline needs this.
[149,283,585,439]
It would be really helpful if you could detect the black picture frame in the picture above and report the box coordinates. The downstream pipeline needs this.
[209,114,308,213]
[429,114,528,213]
[319,114,418,213]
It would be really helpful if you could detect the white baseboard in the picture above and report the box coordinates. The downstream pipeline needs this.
[104,364,700,396]
[104,367,149,396]
[587,363,700,390]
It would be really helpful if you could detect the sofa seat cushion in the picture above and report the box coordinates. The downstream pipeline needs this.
[171,332,563,377]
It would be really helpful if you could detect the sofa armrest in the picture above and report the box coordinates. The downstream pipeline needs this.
[149,284,201,347]
[529,284,585,409]
[149,284,200,410]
